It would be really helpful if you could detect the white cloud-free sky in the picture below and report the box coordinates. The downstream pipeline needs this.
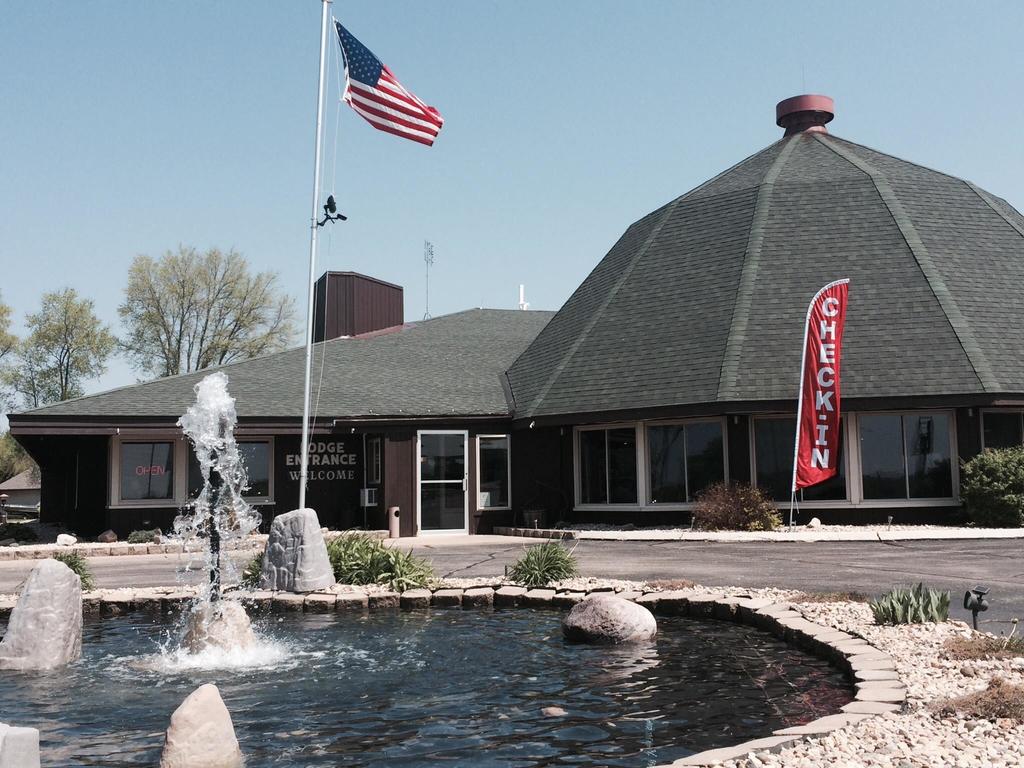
[2,1,1023,416]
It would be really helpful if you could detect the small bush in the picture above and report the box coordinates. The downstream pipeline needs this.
[327,533,433,592]
[960,446,1024,527]
[508,541,578,587]
[127,528,161,544]
[944,634,1024,660]
[240,549,264,589]
[0,523,38,543]
[52,552,95,591]
[870,583,950,625]
[691,483,781,532]
[933,677,1024,720]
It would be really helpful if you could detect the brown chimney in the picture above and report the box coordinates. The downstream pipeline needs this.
[312,272,404,342]
[776,94,834,136]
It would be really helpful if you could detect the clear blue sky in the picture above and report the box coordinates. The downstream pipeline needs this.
[2,1,1023,412]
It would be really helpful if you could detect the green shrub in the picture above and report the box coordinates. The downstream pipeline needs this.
[870,583,950,625]
[52,552,95,591]
[326,533,433,592]
[691,482,781,532]
[0,523,38,543]
[127,528,161,544]
[508,541,578,587]
[960,447,1024,527]
[240,549,264,589]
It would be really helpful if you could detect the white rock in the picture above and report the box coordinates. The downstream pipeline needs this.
[181,601,255,652]
[159,684,243,768]
[0,558,82,670]
[55,534,77,547]
[806,517,822,529]
[259,508,335,593]
[0,723,40,768]
[562,594,657,644]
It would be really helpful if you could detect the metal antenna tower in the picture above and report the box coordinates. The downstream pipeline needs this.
[423,240,435,319]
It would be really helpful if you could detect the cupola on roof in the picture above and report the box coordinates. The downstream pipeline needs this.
[507,95,1024,421]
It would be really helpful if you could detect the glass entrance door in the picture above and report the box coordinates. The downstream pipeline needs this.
[417,430,468,534]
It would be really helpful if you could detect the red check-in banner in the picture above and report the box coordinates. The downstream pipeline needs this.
[792,279,850,492]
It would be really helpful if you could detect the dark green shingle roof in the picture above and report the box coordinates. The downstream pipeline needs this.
[507,131,1024,419]
[18,309,553,420]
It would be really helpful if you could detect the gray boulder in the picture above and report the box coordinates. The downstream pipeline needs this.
[0,723,40,768]
[562,594,657,644]
[159,684,242,768]
[0,558,82,670]
[259,508,335,592]
[96,529,117,543]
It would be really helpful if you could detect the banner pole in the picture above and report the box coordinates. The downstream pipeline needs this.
[299,0,333,511]
[789,296,813,529]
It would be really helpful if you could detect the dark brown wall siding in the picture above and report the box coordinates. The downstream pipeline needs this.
[383,431,416,536]
[313,272,404,342]
[727,415,752,485]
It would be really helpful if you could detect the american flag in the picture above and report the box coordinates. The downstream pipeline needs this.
[335,21,444,147]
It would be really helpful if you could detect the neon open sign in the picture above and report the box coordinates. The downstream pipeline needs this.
[135,465,167,476]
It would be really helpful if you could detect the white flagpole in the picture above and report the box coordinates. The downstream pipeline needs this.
[299,0,332,511]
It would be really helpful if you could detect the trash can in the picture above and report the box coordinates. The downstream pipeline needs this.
[388,506,401,539]
[522,508,544,529]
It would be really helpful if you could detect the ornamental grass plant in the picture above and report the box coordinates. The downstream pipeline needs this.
[691,482,781,532]
[326,532,433,592]
[240,548,264,588]
[870,582,950,625]
[52,551,95,591]
[508,541,578,587]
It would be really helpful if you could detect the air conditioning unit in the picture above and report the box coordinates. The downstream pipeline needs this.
[360,488,378,507]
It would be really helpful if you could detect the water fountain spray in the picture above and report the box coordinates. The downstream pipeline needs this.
[175,372,262,601]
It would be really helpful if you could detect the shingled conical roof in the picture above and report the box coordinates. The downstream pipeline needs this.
[508,97,1024,420]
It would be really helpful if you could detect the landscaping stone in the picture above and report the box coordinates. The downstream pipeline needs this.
[552,591,585,608]
[854,687,906,703]
[56,534,76,547]
[431,588,464,607]
[685,594,722,618]
[541,706,567,717]
[101,593,135,616]
[0,723,40,768]
[774,712,871,735]
[563,594,657,644]
[462,587,495,608]
[399,589,432,610]
[494,586,527,607]
[271,593,306,612]
[367,591,399,610]
[840,701,902,715]
[159,684,242,768]
[666,735,797,765]
[304,593,336,613]
[652,590,690,615]
[96,529,117,543]
[335,593,368,612]
[0,559,82,671]
[182,601,255,652]
[522,588,556,606]
[259,508,334,593]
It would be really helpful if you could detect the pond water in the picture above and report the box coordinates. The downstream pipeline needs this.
[0,608,851,767]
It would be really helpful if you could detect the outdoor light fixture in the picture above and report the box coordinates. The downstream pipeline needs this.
[0,493,7,526]
[317,195,347,227]
[964,586,990,630]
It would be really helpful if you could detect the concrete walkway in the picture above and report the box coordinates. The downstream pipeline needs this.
[494,525,1024,542]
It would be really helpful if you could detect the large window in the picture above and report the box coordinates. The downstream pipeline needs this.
[860,413,952,499]
[647,422,725,503]
[119,442,175,501]
[982,411,1024,450]
[753,418,846,502]
[478,435,510,509]
[187,440,272,500]
[578,427,637,504]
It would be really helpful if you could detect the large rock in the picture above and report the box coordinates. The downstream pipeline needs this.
[259,508,334,592]
[0,558,82,670]
[562,594,657,644]
[0,723,40,768]
[181,601,256,653]
[56,534,77,547]
[96,529,117,543]
[159,684,243,768]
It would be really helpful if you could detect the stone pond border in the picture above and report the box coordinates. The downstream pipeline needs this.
[0,585,904,767]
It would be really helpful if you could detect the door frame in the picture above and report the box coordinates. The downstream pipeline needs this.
[415,429,469,535]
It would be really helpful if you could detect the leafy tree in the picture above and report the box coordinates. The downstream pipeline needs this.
[5,288,116,408]
[0,431,35,484]
[119,246,296,378]
[0,291,16,410]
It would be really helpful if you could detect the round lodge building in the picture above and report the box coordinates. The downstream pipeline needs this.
[10,94,1024,537]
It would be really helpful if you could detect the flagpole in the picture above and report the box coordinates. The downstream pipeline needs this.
[299,0,332,511]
